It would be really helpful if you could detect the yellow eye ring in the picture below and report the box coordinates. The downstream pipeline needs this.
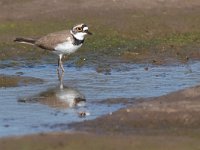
[77,27,82,31]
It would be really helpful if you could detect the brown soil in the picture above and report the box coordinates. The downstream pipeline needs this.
[1,1,200,150]
[0,74,43,87]
[1,85,200,150]
[1,0,200,65]
[1,132,199,150]
[71,86,200,135]
[0,0,200,21]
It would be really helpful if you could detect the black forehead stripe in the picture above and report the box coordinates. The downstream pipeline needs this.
[82,24,87,28]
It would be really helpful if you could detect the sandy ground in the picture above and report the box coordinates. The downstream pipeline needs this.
[1,0,200,149]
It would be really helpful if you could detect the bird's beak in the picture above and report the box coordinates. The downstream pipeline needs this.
[85,30,92,35]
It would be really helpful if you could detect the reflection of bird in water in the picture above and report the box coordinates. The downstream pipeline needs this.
[19,72,86,109]
[55,72,86,108]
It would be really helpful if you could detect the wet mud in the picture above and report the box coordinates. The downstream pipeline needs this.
[0,74,43,87]
[1,0,200,150]
[1,0,200,67]
[1,85,200,150]
[70,86,200,135]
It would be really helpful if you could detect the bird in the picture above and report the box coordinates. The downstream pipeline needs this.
[14,23,92,72]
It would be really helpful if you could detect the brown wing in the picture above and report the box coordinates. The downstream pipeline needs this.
[35,30,73,50]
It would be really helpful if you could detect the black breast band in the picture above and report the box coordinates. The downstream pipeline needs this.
[72,35,84,45]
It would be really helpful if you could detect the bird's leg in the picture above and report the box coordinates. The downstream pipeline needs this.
[57,54,65,73]
[57,57,60,73]
[60,60,65,72]
[57,70,64,90]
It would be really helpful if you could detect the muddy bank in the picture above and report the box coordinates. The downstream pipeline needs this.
[70,85,200,135]
[1,0,200,67]
[1,0,200,21]
[0,132,200,150]
[0,74,43,87]
[1,0,200,149]
[1,85,200,150]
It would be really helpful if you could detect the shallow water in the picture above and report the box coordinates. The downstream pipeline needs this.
[1,61,200,137]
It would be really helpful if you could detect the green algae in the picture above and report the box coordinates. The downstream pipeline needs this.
[1,13,200,67]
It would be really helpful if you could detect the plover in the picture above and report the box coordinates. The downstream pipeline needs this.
[14,23,92,72]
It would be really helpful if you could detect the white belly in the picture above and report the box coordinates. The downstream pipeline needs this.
[54,42,82,55]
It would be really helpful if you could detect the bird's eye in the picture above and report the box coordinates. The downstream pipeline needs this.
[77,27,82,31]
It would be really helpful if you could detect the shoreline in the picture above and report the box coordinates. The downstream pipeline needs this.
[1,0,200,149]
[1,84,200,149]
[69,85,200,135]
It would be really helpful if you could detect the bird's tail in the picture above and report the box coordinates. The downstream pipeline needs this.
[14,37,36,45]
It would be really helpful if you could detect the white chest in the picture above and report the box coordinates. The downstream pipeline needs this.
[54,41,82,55]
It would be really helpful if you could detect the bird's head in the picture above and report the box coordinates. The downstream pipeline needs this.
[70,24,92,40]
